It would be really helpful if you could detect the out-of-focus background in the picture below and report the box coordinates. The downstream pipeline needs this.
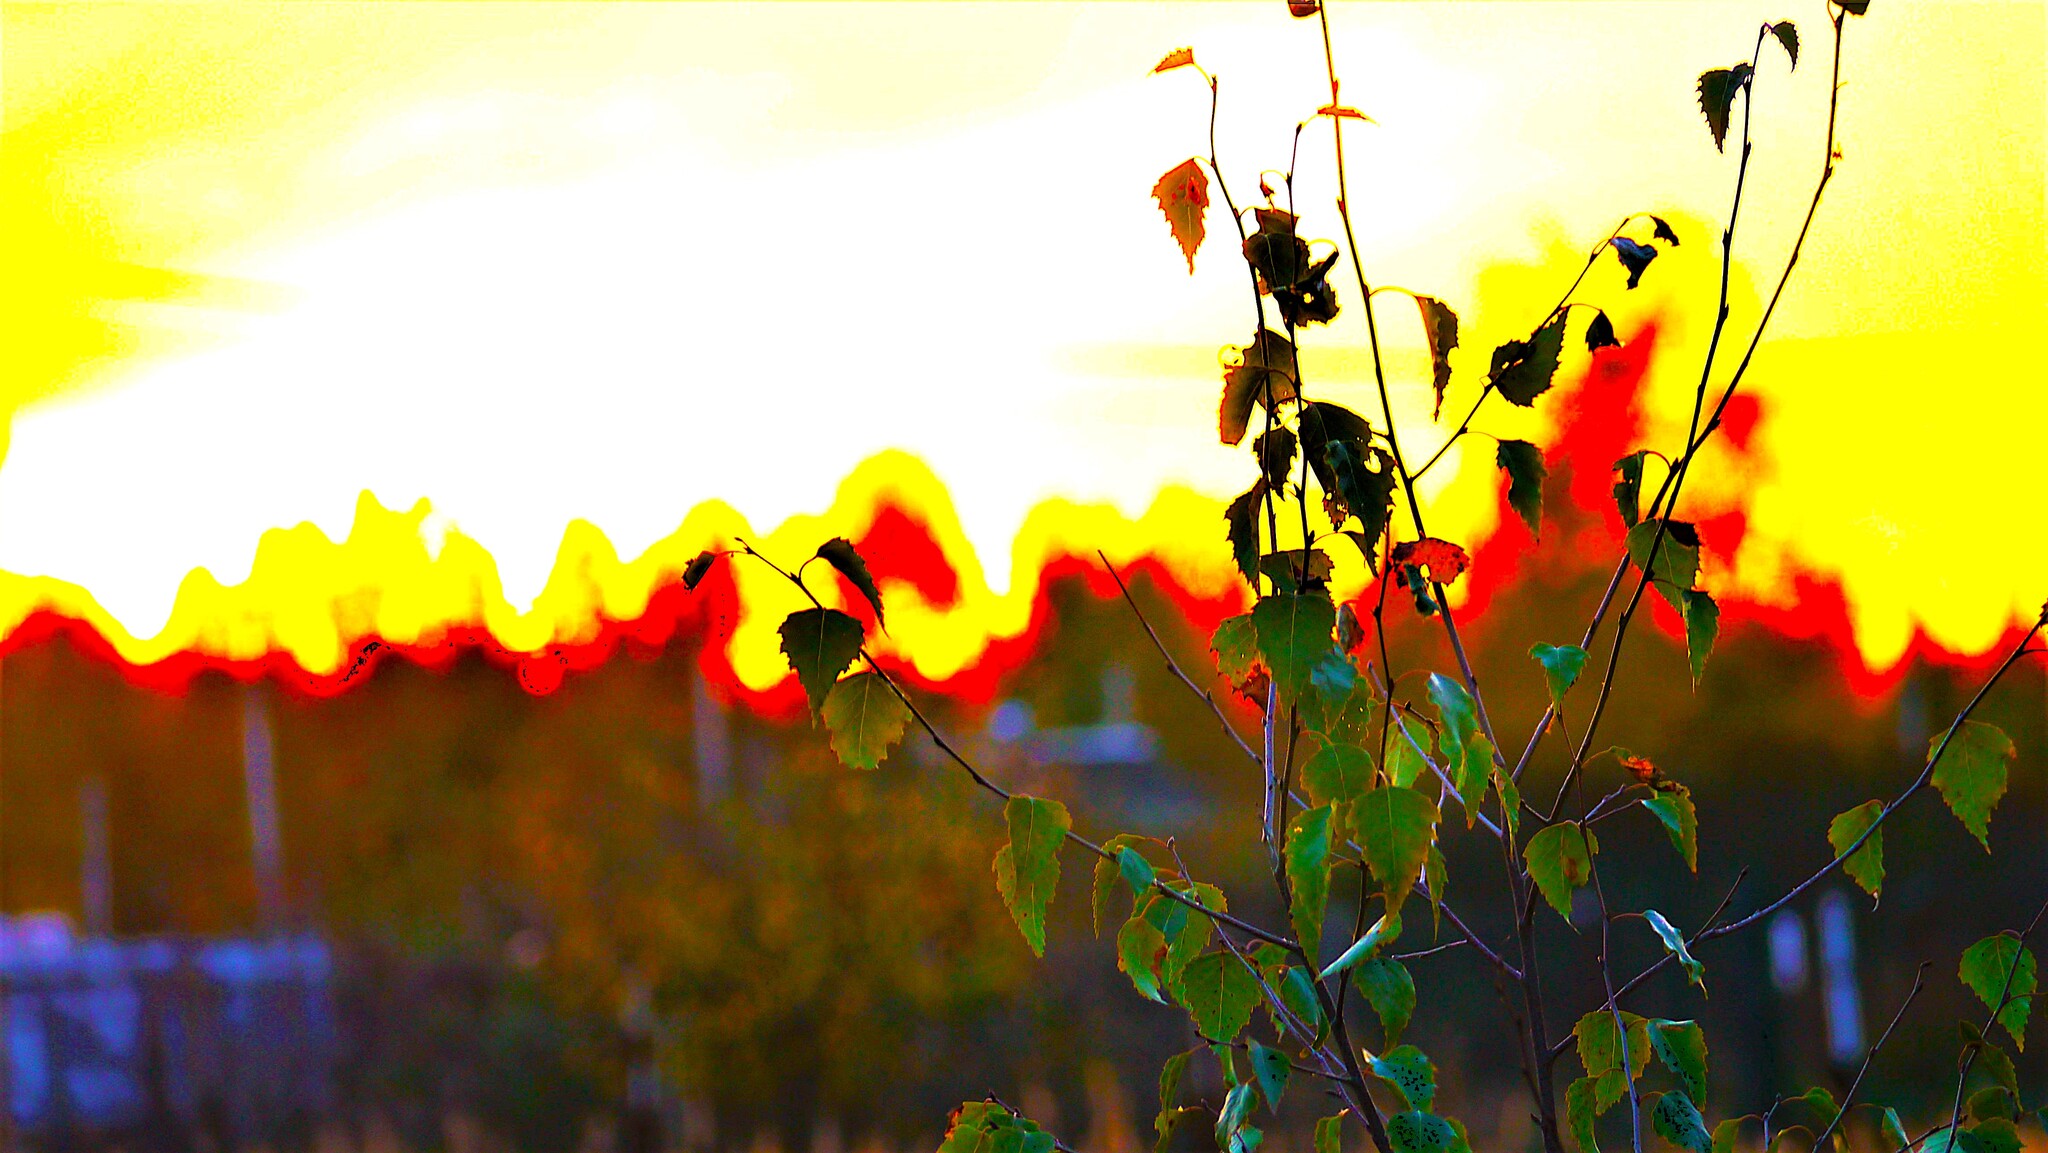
[0,2,2044,1150]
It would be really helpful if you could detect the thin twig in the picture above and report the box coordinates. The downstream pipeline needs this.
[1810,961,1932,1151]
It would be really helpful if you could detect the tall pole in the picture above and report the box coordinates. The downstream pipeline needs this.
[242,684,286,935]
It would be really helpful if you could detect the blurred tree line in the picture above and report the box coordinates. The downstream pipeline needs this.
[0,500,2039,1151]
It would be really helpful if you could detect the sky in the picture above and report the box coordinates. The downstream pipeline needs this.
[0,2,2042,689]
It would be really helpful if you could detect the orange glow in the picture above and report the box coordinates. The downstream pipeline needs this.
[0,3,2040,699]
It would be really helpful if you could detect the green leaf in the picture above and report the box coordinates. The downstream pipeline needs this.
[1216,1084,1259,1153]
[1322,911,1403,981]
[1302,742,1376,808]
[1931,721,2014,852]
[1794,1087,1840,1132]
[1353,786,1440,916]
[1356,958,1416,1046]
[1450,732,1493,826]
[821,671,911,769]
[1152,158,1209,273]
[1315,1114,1346,1153]
[1253,943,1327,1041]
[1567,1078,1603,1153]
[1644,909,1705,990]
[1961,1119,2022,1153]
[1612,452,1647,528]
[1427,673,1481,804]
[1094,833,1147,936]
[1298,401,1374,493]
[1371,1045,1437,1112]
[1652,1090,1713,1153]
[1491,310,1569,407]
[1496,762,1522,839]
[1531,643,1589,708]
[1683,590,1718,688]
[1696,64,1753,152]
[1220,330,1300,446]
[1960,933,2036,1049]
[1826,800,1886,898]
[1253,591,1339,703]
[1648,1020,1708,1103]
[1496,440,1548,538]
[991,796,1071,957]
[1575,1010,1652,1084]
[1416,296,1460,420]
[1158,1048,1195,1115]
[682,550,717,591]
[1423,844,1448,939]
[1967,1087,2015,1124]
[939,1103,1056,1153]
[1118,911,1169,1002]
[1388,1113,1457,1153]
[1213,614,1260,684]
[1255,427,1298,490]
[1286,805,1336,961]
[1626,519,1701,611]
[1642,790,1699,873]
[1324,439,1399,545]
[778,607,866,718]
[1180,951,1260,1043]
[1881,1109,1909,1153]
[816,538,885,625]
[1960,1020,2019,1095]
[1159,881,1224,999]
[1226,485,1266,588]
[1770,21,1800,69]
[1525,824,1598,920]
[1261,549,1335,593]
[1119,848,1157,906]
[1249,1041,1291,1110]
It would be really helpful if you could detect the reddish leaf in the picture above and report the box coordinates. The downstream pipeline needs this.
[1317,104,1374,122]
[1153,159,1209,274]
[1152,47,1197,74]
[1615,748,1658,784]
[1288,0,1320,17]
[1388,538,1469,585]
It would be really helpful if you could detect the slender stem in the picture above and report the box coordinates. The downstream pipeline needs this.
[1809,961,1931,1152]
[1589,854,1645,1153]
[1097,552,1262,770]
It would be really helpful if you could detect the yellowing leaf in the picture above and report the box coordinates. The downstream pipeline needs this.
[1931,721,2014,851]
[1827,800,1886,898]
[1318,104,1374,122]
[992,795,1071,957]
[821,672,911,770]
[1525,823,1597,919]
[1152,158,1210,274]
[778,607,865,719]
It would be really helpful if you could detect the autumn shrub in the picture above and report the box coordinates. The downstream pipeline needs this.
[688,3,2047,1153]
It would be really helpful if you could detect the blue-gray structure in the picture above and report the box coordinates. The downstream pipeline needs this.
[0,918,335,1149]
